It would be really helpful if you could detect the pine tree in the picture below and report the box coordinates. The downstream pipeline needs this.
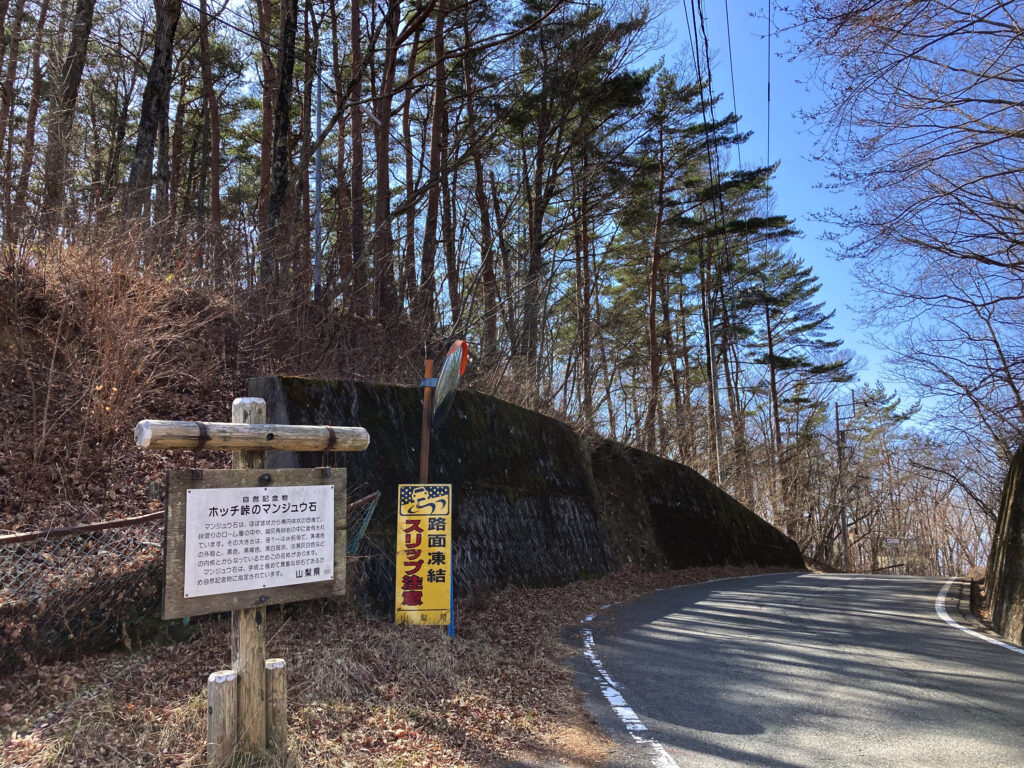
[502,0,648,367]
[744,250,852,526]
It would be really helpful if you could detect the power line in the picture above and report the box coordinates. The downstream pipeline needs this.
[687,0,732,484]
[723,0,741,169]
[681,0,700,82]
[764,2,774,251]
[767,0,772,172]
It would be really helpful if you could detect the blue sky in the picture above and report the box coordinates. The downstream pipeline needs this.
[652,1,889,388]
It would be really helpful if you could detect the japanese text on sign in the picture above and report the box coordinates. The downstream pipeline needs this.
[395,484,452,625]
[184,484,333,598]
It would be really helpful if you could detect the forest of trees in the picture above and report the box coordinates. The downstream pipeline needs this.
[0,0,1010,576]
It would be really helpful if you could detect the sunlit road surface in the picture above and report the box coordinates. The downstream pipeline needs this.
[576,573,1024,768]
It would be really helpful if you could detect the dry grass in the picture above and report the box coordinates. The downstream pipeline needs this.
[0,232,243,533]
[0,229,436,535]
[0,565,783,767]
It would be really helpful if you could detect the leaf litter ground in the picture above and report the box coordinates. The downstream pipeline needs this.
[1,565,788,767]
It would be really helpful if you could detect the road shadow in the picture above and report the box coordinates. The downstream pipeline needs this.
[576,573,1024,767]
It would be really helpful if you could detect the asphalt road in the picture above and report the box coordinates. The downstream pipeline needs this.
[575,573,1024,768]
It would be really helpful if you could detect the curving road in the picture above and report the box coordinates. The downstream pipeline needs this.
[575,573,1024,768]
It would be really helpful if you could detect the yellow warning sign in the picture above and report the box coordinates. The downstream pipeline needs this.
[395,484,452,625]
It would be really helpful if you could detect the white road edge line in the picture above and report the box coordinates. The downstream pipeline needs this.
[578,573,797,768]
[935,579,1024,656]
[581,621,679,768]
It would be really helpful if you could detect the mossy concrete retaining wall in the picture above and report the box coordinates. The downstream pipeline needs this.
[249,377,803,605]
[987,444,1024,645]
[592,441,805,570]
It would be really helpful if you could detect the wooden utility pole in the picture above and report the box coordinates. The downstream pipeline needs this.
[836,402,854,573]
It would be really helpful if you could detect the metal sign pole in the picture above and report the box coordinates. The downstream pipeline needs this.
[419,356,455,637]
[420,359,434,484]
[413,348,467,638]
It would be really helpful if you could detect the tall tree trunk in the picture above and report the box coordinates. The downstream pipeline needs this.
[40,0,96,232]
[441,124,460,328]
[85,96,101,222]
[168,76,185,227]
[370,0,401,319]
[0,0,15,195]
[698,232,722,483]
[572,159,594,427]
[0,0,26,226]
[719,303,750,496]
[416,0,448,331]
[663,277,684,458]
[197,94,209,224]
[401,30,421,310]
[199,0,222,252]
[645,132,666,451]
[297,0,314,294]
[489,169,516,352]
[125,0,182,218]
[472,156,496,353]
[765,301,783,463]
[349,0,368,313]
[522,91,554,367]
[523,146,546,364]
[0,0,12,66]
[597,295,617,439]
[465,31,496,354]
[256,0,277,259]
[765,299,785,520]
[182,103,199,218]
[153,100,170,223]
[329,2,352,302]
[580,215,594,428]
[264,0,300,283]
[677,286,695,460]
[7,0,48,242]
[101,93,129,211]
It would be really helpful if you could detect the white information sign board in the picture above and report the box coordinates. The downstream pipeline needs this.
[184,484,334,598]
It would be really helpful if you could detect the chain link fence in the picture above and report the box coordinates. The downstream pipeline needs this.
[0,514,164,670]
[0,490,381,670]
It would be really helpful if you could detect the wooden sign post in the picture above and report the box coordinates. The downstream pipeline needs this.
[135,398,369,766]
[232,397,268,753]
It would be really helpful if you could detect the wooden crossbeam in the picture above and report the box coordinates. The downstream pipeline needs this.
[134,419,369,452]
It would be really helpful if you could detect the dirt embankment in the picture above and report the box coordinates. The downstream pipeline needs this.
[0,239,431,535]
